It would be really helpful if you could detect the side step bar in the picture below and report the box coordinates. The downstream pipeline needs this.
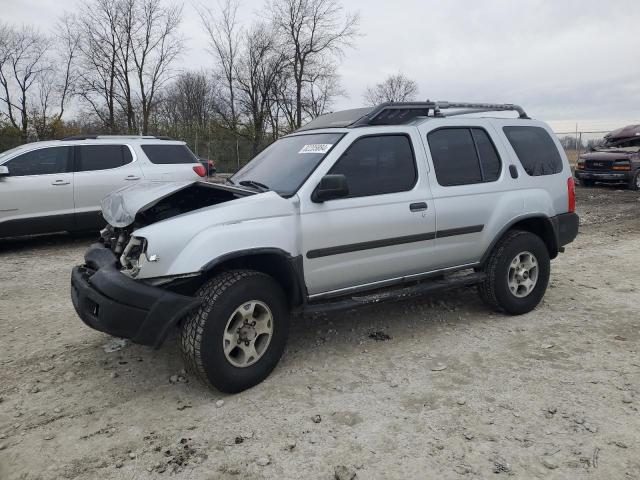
[303,271,486,315]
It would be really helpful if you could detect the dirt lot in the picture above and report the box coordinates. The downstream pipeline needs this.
[1,185,639,480]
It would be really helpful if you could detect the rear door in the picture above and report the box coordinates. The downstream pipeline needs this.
[299,128,437,297]
[0,145,74,237]
[72,144,144,230]
[137,143,200,181]
[421,122,520,269]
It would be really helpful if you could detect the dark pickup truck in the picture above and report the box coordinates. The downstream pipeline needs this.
[574,124,640,190]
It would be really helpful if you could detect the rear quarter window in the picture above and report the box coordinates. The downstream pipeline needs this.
[141,144,197,164]
[503,126,563,176]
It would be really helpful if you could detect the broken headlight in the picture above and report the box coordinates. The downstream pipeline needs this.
[120,237,148,277]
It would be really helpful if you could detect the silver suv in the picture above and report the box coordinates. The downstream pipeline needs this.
[70,102,579,393]
[0,136,204,238]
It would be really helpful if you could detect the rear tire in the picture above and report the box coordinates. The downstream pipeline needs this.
[628,171,640,191]
[479,230,550,315]
[180,270,290,393]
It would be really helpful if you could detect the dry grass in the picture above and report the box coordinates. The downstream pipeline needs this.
[564,149,581,165]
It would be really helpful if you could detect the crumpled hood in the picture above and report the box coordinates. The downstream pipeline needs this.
[102,181,196,227]
[101,180,252,228]
[133,190,294,237]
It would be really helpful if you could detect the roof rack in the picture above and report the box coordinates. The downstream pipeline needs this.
[60,134,174,141]
[351,101,529,127]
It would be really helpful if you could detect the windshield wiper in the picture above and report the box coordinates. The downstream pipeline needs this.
[238,180,271,192]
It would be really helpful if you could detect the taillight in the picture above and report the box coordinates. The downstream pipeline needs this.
[567,177,575,213]
[577,161,585,170]
[193,165,206,177]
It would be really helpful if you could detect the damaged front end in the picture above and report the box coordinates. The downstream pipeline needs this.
[98,180,254,275]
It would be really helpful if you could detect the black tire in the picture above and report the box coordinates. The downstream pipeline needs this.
[181,270,290,393]
[628,171,640,191]
[479,230,550,315]
[580,178,595,187]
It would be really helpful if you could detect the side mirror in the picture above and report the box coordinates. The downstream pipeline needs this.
[312,174,349,203]
[0,166,9,177]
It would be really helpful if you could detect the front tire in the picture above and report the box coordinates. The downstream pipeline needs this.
[181,270,290,393]
[479,230,550,315]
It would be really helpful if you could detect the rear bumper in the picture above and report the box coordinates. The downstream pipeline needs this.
[70,243,201,348]
[552,212,579,248]
[575,170,631,182]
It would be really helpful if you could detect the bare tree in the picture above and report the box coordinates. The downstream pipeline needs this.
[70,0,183,135]
[198,0,241,132]
[75,0,122,132]
[131,0,184,134]
[114,0,137,132]
[0,22,16,128]
[235,23,286,155]
[0,24,50,140]
[363,73,419,106]
[268,0,359,128]
[54,14,81,123]
[29,15,81,139]
[160,70,217,128]
[302,61,342,118]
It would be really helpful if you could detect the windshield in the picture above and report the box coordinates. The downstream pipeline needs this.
[230,132,344,196]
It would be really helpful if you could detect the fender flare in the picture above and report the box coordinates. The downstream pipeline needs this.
[480,214,559,265]
[201,247,308,306]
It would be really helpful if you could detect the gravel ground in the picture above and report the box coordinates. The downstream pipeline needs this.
[1,185,639,480]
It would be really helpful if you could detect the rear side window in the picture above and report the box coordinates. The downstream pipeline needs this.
[141,144,197,164]
[503,126,563,176]
[328,135,417,198]
[427,128,502,186]
[4,147,71,176]
[77,145,132,172]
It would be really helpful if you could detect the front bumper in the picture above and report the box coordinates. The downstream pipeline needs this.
[575,170,632,182]
[70,243,201,348]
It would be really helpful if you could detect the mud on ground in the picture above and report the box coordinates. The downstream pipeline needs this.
[0,185,639,479]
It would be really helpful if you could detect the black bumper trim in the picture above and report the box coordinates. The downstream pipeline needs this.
[71,243,201,348]
[552,212,579,247]
[575,170,632,181]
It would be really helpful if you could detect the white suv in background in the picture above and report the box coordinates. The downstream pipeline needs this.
[0,136,204,239]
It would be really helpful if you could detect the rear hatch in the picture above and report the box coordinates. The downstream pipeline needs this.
[138,143,204,180]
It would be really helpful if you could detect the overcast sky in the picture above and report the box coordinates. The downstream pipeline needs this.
[3,0,639,134]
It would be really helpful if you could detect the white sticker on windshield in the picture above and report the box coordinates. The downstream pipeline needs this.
[299,143,333,154]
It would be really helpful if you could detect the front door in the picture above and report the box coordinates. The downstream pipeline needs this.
[299,130,436,297]
[0,146,74,237]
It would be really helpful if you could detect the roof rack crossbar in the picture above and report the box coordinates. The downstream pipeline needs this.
[60,134,174,141]
[352,101,529,127]
[433,102,529,119]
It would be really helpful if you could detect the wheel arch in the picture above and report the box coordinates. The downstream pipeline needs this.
[481,215,559,265]
[200,248,307,308]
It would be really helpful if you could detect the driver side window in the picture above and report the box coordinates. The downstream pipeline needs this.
[4,147,71,177]
[328,134,417,198]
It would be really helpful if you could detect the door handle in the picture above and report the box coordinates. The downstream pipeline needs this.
[51,179,70,186]
[125,175,140,180]
[410,202,428,212]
